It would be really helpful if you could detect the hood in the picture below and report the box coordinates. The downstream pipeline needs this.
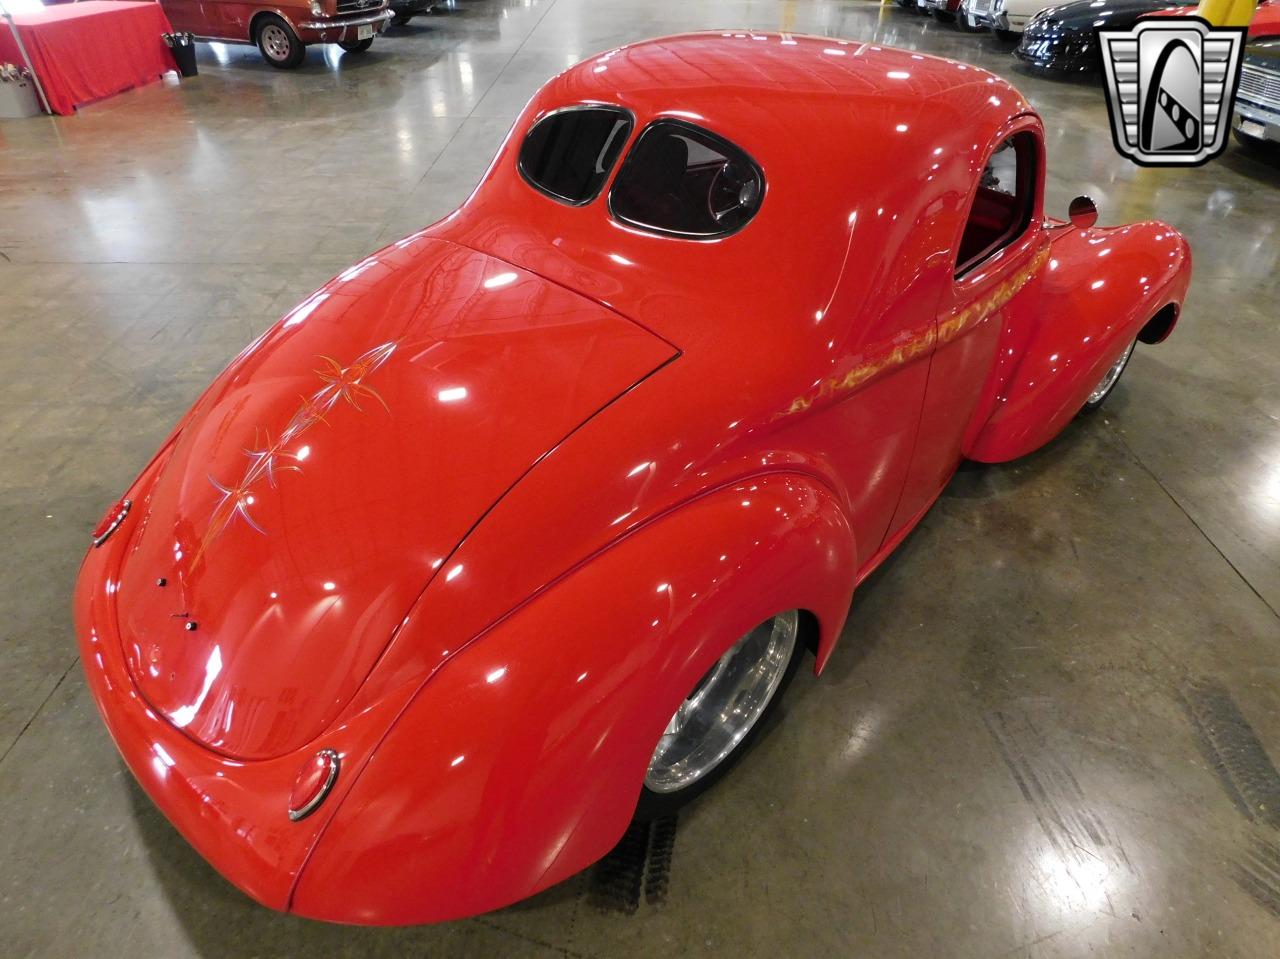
[115,237,676,760]
[1033,0,1182,31]
[1246,37,1280,65]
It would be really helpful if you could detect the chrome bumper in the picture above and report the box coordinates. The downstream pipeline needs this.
[1235,104,1280,144]
[962,4,998,27]
[298,9,393,31]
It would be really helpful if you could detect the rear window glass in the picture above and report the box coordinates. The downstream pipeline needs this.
[518,106,633,205]
[608,120,764,239]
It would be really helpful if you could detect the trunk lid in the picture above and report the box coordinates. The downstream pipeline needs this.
[115,237,676,760]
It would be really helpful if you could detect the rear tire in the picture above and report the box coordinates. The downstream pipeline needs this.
[1080,339,1135,414]
[339,38,375,53]
[256,15,305,69]
[635,611,804,821]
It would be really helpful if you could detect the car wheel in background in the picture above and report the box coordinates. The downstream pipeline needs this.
[995,28,1020,41]
[634,610,803,821]
[339,38,375,53]
[256,15,305,69]
[392,11,415,25]
[1081,339,1135,414]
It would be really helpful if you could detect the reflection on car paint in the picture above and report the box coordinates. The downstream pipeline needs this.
[779,246,1052,418]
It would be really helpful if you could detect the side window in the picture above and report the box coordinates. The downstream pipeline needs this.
[518,106,633,206]
[955,132,1036,277]
[608,120,764,239]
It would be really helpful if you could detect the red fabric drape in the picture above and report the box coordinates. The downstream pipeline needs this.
[0,2,178,115]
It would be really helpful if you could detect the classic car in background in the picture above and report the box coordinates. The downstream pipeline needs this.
[160,0,392,67]
[925,0,965,22]
[1143,0,1276,31]
[389,0,437,26]
[1013,0,1187,72]
[897,0,938,16]
[1146,0,1280,150]
[75,32,1191,925]
[1235,36,1280,149]
[962,0,1044,37]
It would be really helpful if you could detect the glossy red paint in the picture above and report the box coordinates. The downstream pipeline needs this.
[75,32,1191,924]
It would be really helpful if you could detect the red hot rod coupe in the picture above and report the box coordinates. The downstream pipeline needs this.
[75,33,1191,925]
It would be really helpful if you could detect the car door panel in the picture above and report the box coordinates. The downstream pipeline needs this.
[889,122,1046,531]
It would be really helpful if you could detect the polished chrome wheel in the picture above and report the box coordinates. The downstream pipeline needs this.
[1085,340,1135,408]
[260,24,292,62]
[644,610,799,795]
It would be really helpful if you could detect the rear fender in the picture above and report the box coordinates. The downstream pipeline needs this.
[290,473,855,925]
[965,221,1190,462]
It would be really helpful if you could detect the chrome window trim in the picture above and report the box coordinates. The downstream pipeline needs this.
[516,103,637,208]
[954,131,1039,280]
[606,117,766,241]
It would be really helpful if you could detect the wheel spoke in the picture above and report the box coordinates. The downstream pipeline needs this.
[1087,340,1135,406]
[644,611,798,794]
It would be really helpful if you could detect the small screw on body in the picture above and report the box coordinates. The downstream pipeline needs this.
[156,578,167,587]
[184,621,198,631]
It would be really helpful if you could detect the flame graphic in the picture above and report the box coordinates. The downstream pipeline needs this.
[192,342,397,569]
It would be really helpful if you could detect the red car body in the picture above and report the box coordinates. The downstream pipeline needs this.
[75,32,1191,925]
[1145,0,1280,34]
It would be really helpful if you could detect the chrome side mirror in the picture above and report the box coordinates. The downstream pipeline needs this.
[1068,195,1098,230]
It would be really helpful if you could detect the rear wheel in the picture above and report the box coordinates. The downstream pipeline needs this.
[1081,339,1135,413]
[256,15,305,69]
[635,610,803,821]
[339,38,375,53]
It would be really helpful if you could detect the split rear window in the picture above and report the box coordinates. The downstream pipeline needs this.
[608,120,764,239]
[518,106,633,205]
[517,108,765,240]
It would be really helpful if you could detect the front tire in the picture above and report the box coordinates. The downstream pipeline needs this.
[256,15,305,69]
[635,610,803,821]
[339,38,375,53]
[1081,339,1135,414]
[391,11,415,24]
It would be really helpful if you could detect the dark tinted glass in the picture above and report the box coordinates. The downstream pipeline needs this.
[518,107,633,205]
[609,121,764,238]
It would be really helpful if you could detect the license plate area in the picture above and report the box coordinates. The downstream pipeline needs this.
[357,23,374,40]
[1239,119,1267,140]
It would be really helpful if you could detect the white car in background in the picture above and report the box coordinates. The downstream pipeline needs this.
[962,0,1049,35]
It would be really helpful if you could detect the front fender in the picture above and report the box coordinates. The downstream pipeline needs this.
[289,473,855,924]
[965,221,1191,463]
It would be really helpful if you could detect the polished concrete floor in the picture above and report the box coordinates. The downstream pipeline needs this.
[3,1,1280,956]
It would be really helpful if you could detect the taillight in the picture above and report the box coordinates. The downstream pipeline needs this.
[91,498,132,548]
[288,749,340,821]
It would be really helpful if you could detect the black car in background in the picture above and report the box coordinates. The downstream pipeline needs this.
[1014,0,1186,73]
[390,0,438,26]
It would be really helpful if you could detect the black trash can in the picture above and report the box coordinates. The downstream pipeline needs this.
[166,33,198,78]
